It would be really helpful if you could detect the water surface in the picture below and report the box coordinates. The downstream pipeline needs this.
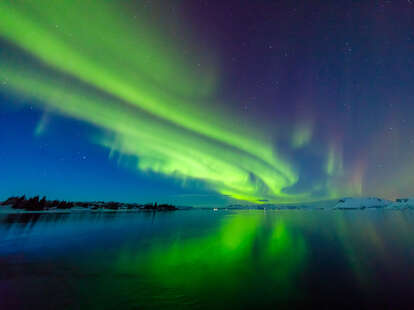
[1,209,413,309]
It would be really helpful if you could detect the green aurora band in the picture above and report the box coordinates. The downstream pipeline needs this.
[0,0,346,203]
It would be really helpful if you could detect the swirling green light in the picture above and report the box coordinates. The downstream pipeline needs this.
[0,0,305,202]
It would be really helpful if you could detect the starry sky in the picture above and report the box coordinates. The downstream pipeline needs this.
[1,0,413,206]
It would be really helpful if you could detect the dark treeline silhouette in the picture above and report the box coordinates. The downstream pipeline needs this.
[1,195,178,211]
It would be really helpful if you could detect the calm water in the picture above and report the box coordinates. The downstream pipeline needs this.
[1,209,414,309]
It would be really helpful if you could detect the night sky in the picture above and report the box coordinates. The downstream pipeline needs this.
[1,0,414,206]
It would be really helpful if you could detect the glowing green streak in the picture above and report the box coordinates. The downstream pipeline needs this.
[0,1,287,169]
[0,0,306,202]
[0,62,297,202]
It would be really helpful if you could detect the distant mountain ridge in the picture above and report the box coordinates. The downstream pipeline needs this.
[0,195,178,212]
[333,197,414,210]
[224,197,414,210]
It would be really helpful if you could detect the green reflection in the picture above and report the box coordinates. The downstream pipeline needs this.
[2,210,414,309]
[115,212,308,304]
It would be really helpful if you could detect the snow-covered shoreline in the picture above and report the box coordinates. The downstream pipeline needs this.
[1,197,414,214]
[333,197,414,210]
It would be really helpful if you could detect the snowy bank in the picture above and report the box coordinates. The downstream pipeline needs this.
[385,198,414,210]
[333,197,391,209]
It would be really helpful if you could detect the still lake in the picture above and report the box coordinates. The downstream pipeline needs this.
[1,209,414,309]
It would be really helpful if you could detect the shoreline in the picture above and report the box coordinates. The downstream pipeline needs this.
[0,195,179,213]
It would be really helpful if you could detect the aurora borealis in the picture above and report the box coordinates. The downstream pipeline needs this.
[1,1,414,204]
